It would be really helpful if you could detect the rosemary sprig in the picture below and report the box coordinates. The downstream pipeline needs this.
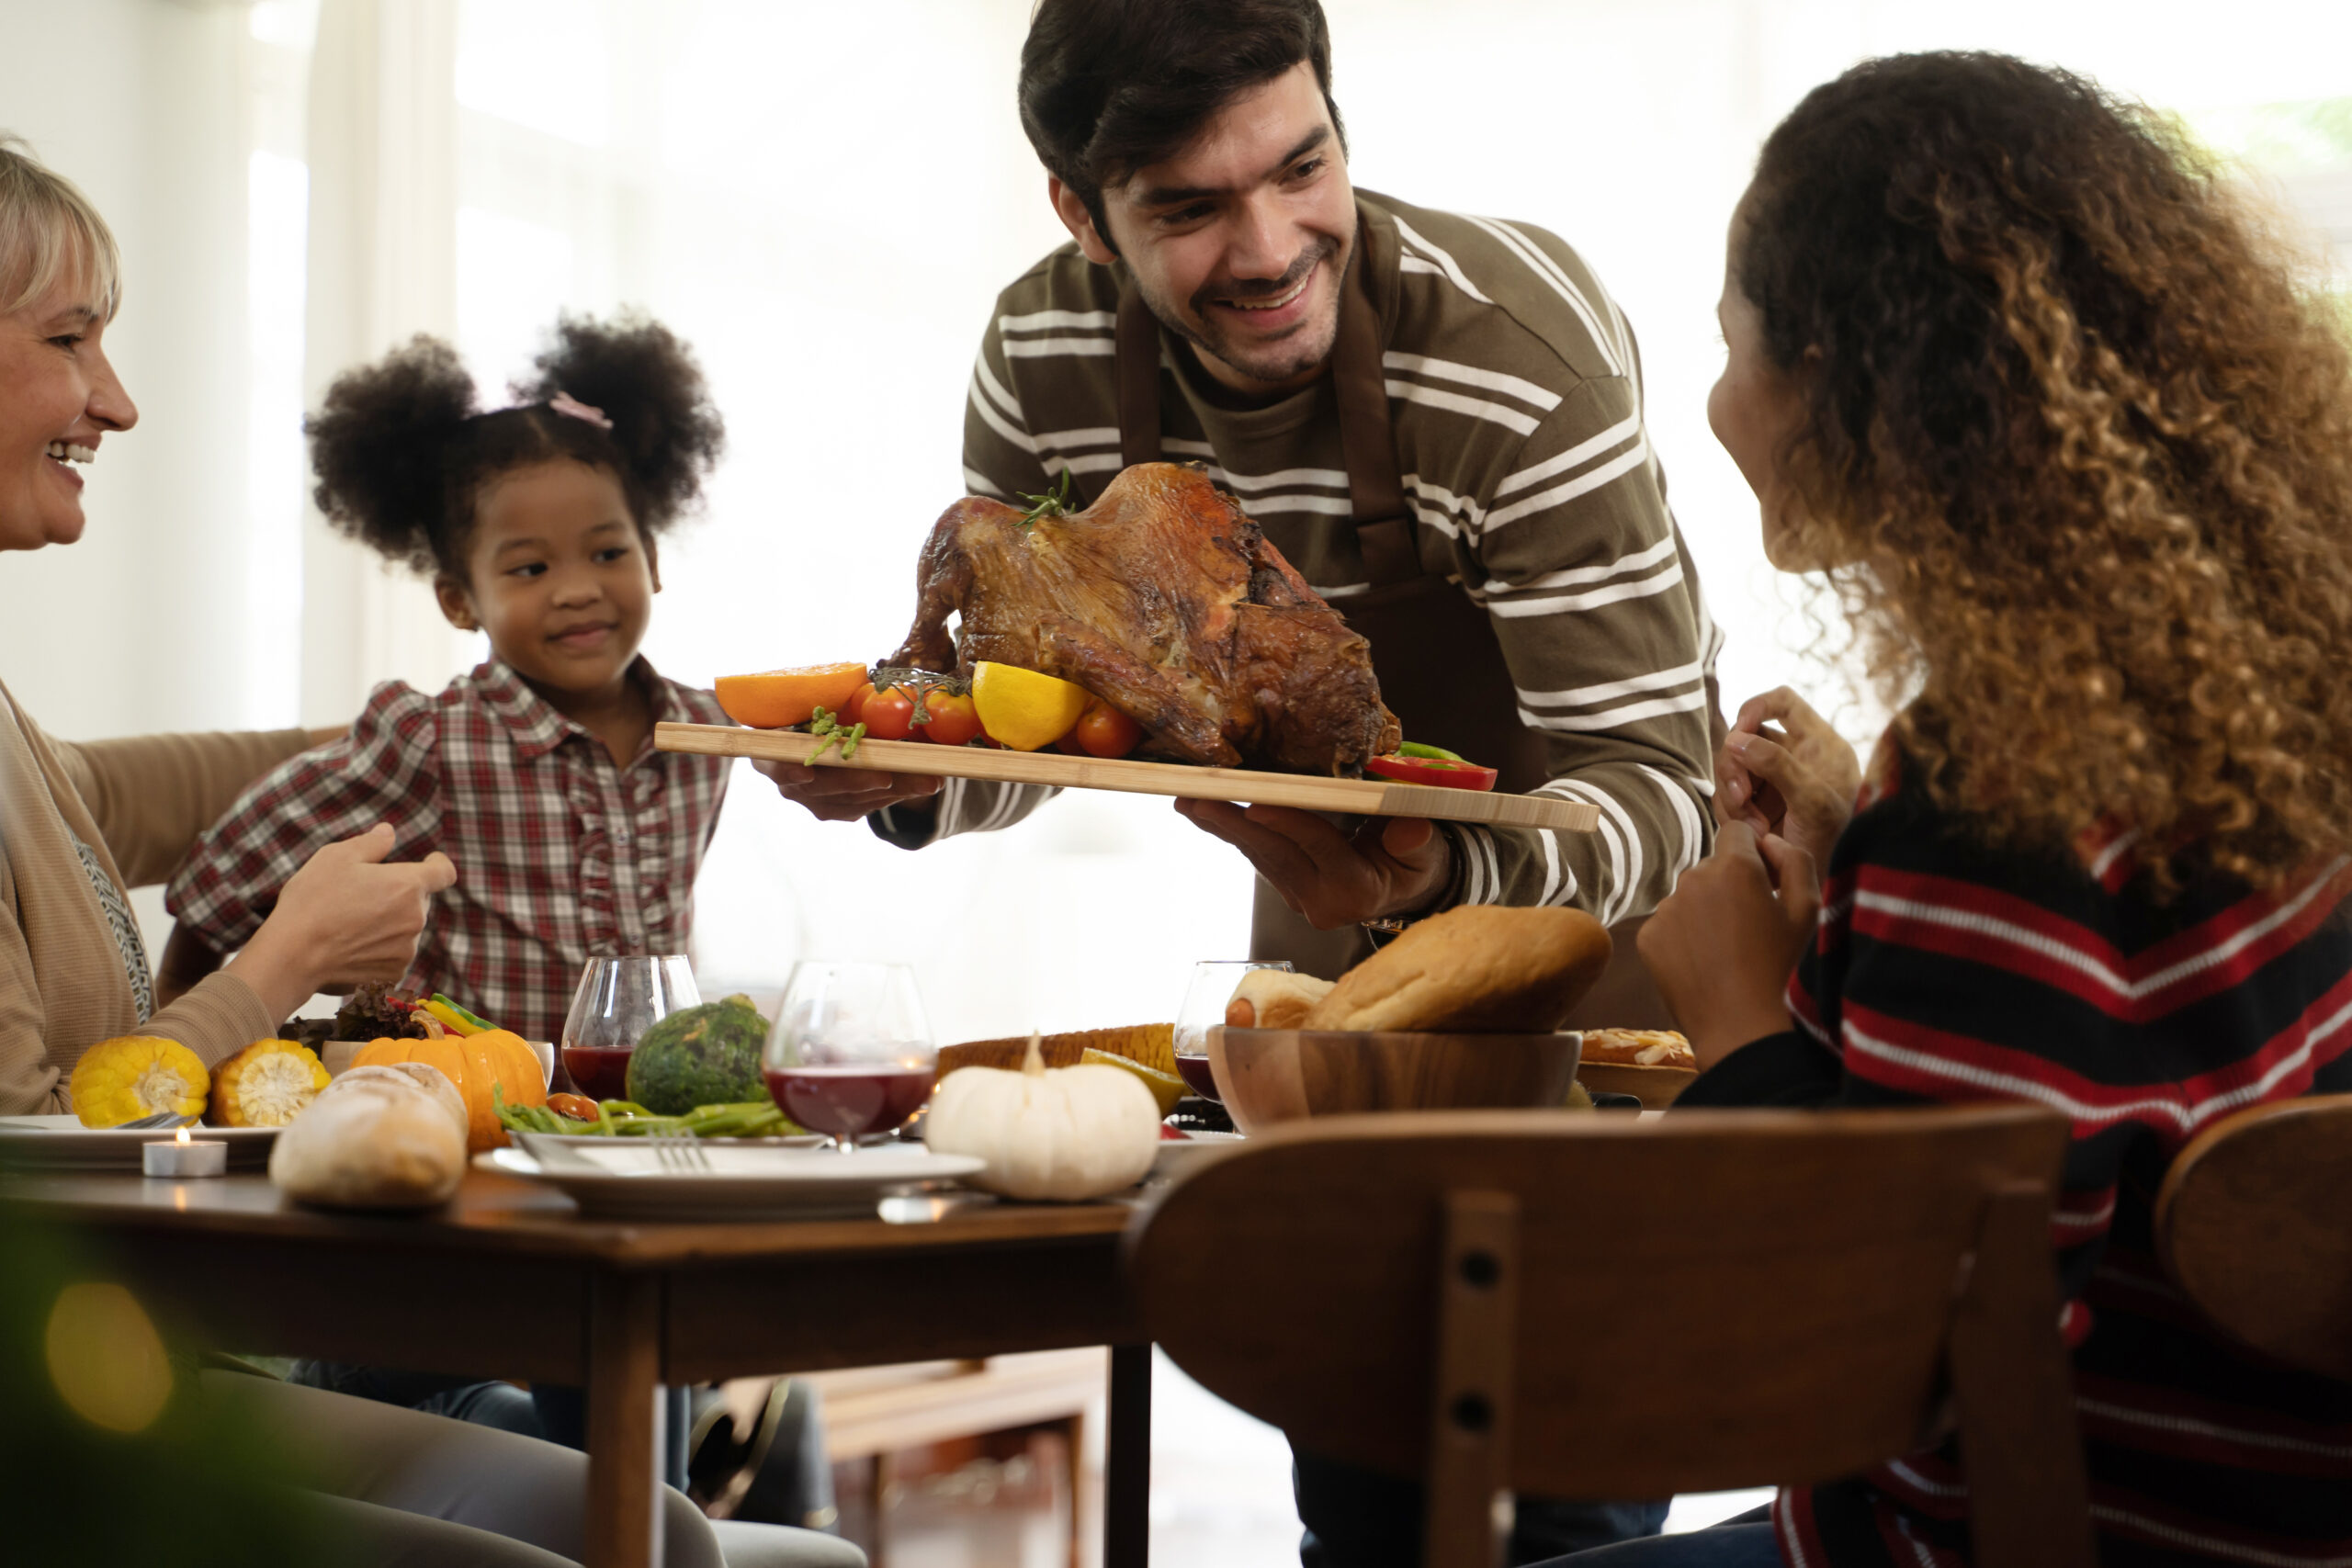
[1016,468,1076,529]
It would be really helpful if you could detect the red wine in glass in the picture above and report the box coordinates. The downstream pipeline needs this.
[1175,1055,1222,1101]
[764,1066,935,1144]
[561,1044,635,1102]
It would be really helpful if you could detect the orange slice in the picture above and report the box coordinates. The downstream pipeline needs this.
[715,663,871,728]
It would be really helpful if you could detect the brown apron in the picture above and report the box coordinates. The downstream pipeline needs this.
[1114,243,1675,1030]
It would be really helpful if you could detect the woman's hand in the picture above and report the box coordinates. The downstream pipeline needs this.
[1637,820,1819,1067]
[223,824,457,1022]
[1715,686,1861,869]
[755,759,943,824]
[1175,800,1451,928]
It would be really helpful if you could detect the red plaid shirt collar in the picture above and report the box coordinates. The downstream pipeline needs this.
[470,656,685,763]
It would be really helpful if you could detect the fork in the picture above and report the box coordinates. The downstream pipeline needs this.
[649,1134,710,1172]
[117,1112,197,1132]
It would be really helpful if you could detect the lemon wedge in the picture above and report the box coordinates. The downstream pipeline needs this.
[1081,1048,1187,1118]
[972,661,1090,751]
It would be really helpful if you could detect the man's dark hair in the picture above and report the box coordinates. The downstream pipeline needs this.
[1019,0,1345,243]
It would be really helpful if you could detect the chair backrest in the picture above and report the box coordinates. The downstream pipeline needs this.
[2155,1092,2352,1382]
[1127,1106,2089,1568]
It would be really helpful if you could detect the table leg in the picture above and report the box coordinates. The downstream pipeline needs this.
[1104,1341,1151,1568]
[586,1269,665,1568]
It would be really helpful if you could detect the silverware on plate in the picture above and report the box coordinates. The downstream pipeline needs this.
[648,1135,710,1172]
[115,1112,198,1132]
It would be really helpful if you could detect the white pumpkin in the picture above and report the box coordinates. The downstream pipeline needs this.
[924,1032,1162,1200]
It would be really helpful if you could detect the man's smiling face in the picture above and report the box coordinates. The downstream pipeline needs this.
[1056,61,1356,400]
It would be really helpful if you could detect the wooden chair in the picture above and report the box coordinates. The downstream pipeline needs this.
[1125,1108,2093,1568]
[2155,1093,2352,1381]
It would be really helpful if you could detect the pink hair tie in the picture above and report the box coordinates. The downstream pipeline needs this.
[547,390,613,431]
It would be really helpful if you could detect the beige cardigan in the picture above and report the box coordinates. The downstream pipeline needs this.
[1,680,313,1114]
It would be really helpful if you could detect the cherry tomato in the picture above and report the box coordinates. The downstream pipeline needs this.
[546,1093,600,1122]
[861,686,917,741]
[1053,730,1089,755]
[916,690,983,746]
[1073,701,1144,759]
[839,682,876,727]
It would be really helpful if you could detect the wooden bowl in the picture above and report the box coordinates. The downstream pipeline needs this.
[1207,1026,1583,1134]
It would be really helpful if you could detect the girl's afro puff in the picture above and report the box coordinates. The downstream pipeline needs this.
[307,312,726,578]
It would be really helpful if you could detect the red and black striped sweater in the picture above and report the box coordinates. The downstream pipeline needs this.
[1679,746,2352,1567]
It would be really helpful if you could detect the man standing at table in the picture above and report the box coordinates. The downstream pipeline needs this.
[766,0,1709,1556]
[770,0,1720,1021]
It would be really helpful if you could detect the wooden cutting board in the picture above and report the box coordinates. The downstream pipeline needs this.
[654,723,1599,831]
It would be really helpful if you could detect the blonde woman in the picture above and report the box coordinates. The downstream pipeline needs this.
[0,138,858,1568]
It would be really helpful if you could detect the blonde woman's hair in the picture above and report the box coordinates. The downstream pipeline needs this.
[0,135,119,320]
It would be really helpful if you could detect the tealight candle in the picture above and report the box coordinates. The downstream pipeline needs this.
[142,1126,226,1178]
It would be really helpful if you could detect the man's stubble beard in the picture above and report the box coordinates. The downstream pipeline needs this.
[1140,232,1347,389]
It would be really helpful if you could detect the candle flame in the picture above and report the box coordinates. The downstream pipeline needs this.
[175,1127,190,1146]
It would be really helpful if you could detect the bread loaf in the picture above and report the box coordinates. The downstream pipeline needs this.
[269,1062,469,1210]
[1303,906,1612,1033]
[1225,970,1335,1029]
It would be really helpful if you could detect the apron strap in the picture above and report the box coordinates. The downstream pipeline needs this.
[1116,287,1164,469]
[1327,243,1419,588]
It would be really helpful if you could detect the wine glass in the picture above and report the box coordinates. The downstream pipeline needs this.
[560,956,701,1102]
[763,962,937,1154]
[1172,960,1293,1103]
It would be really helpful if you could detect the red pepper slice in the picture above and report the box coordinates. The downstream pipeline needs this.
[1365,753,1500,791]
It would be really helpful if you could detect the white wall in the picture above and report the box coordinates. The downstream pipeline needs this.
[0,0,259,739]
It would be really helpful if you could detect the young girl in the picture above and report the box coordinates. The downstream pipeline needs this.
[163,315,731,1045]
[1589,52,2352,1568]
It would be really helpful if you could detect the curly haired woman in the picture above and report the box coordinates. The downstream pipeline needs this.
[1576,52,2352,1568]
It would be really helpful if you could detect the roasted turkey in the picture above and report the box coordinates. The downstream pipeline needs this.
[888,462,1399,773]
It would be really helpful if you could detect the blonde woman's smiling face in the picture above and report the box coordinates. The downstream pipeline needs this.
[0,269,135,552]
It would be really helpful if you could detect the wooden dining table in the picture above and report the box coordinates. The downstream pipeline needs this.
[0,1165,1156,1568]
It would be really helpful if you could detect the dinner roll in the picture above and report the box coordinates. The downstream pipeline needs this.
[1303,906,1612,1033]
[269,1062,469,1210]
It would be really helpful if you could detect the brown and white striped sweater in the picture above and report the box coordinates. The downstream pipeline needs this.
[878,190,1719,925]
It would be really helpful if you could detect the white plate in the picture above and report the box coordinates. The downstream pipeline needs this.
[480,1142,986,1219]
[0,1114,280,1171]
[509,1130,828,1162]
[1151,1129,1244,1179]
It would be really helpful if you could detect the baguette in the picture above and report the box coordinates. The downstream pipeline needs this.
[269,1063,469,1211]
[1304,906,1612,1033]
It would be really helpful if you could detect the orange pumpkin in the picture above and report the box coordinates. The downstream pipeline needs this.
[353,1029,547,1152]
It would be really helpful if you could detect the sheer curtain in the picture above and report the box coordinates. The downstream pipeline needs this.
[300,0,489,722]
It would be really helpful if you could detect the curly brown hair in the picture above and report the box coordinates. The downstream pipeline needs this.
[1740,51,2352,888]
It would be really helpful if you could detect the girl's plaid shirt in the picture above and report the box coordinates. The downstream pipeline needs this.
[165,659,732,1043]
